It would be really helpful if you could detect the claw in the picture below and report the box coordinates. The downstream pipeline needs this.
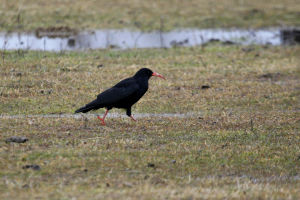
[97,109,109,126]
[130,115,136,121]
[97,116,106,125]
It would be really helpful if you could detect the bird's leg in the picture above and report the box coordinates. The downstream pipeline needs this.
[97,109,109,125]
[130,115,136,121]
[126,108,136,122]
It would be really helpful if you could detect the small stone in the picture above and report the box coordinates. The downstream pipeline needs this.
[260,73,273,78]
[147,163,155,168]
[144,175,150,180]
[171,160,176,164]
[150,176,166,185]
[123,182,133,187]
[221,143,228,149]
[5,136,28,143]
[242,47,254,53]
[22,164,40,171]
[201,85,210,89]
[259,72,281,80]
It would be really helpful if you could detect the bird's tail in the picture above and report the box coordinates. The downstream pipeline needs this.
[75,106,92,113]
[75,99,102,113]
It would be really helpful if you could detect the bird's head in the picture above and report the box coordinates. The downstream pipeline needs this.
[134,68,165,80]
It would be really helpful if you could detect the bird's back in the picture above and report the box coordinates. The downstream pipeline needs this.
[96,77,147,109]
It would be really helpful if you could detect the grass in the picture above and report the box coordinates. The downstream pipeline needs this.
[0,0,300,31]
[1,116,299,199]
[0,45,300,199]
[0,45,299,115]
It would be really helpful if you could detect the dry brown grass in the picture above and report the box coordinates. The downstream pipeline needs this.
[0,45,300,199]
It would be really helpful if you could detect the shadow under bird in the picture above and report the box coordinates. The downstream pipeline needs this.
[75,68,165,125]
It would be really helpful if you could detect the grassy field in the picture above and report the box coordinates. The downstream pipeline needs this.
[0,45,299,199]
[0,0,300,31]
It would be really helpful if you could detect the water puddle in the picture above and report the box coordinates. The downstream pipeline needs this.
[0,28,299,51]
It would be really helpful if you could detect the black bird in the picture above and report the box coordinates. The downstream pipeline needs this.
[75,68,165,125]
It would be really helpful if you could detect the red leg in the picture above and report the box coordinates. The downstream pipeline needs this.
[130,115,136,121]
[97,110,109,125]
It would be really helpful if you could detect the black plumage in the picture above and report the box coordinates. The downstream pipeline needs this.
[75,68,165,125]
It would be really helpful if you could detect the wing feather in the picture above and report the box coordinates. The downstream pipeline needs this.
[96,78,139,105]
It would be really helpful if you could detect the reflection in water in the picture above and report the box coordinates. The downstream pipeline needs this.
[0,28,292,52]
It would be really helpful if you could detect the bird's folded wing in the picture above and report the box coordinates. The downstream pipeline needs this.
[96,79,139,105]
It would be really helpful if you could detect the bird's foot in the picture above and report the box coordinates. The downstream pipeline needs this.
[97,116,106,125]
[130,115,136,121]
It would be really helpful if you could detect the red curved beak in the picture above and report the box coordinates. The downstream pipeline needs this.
[152,72,165,80]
